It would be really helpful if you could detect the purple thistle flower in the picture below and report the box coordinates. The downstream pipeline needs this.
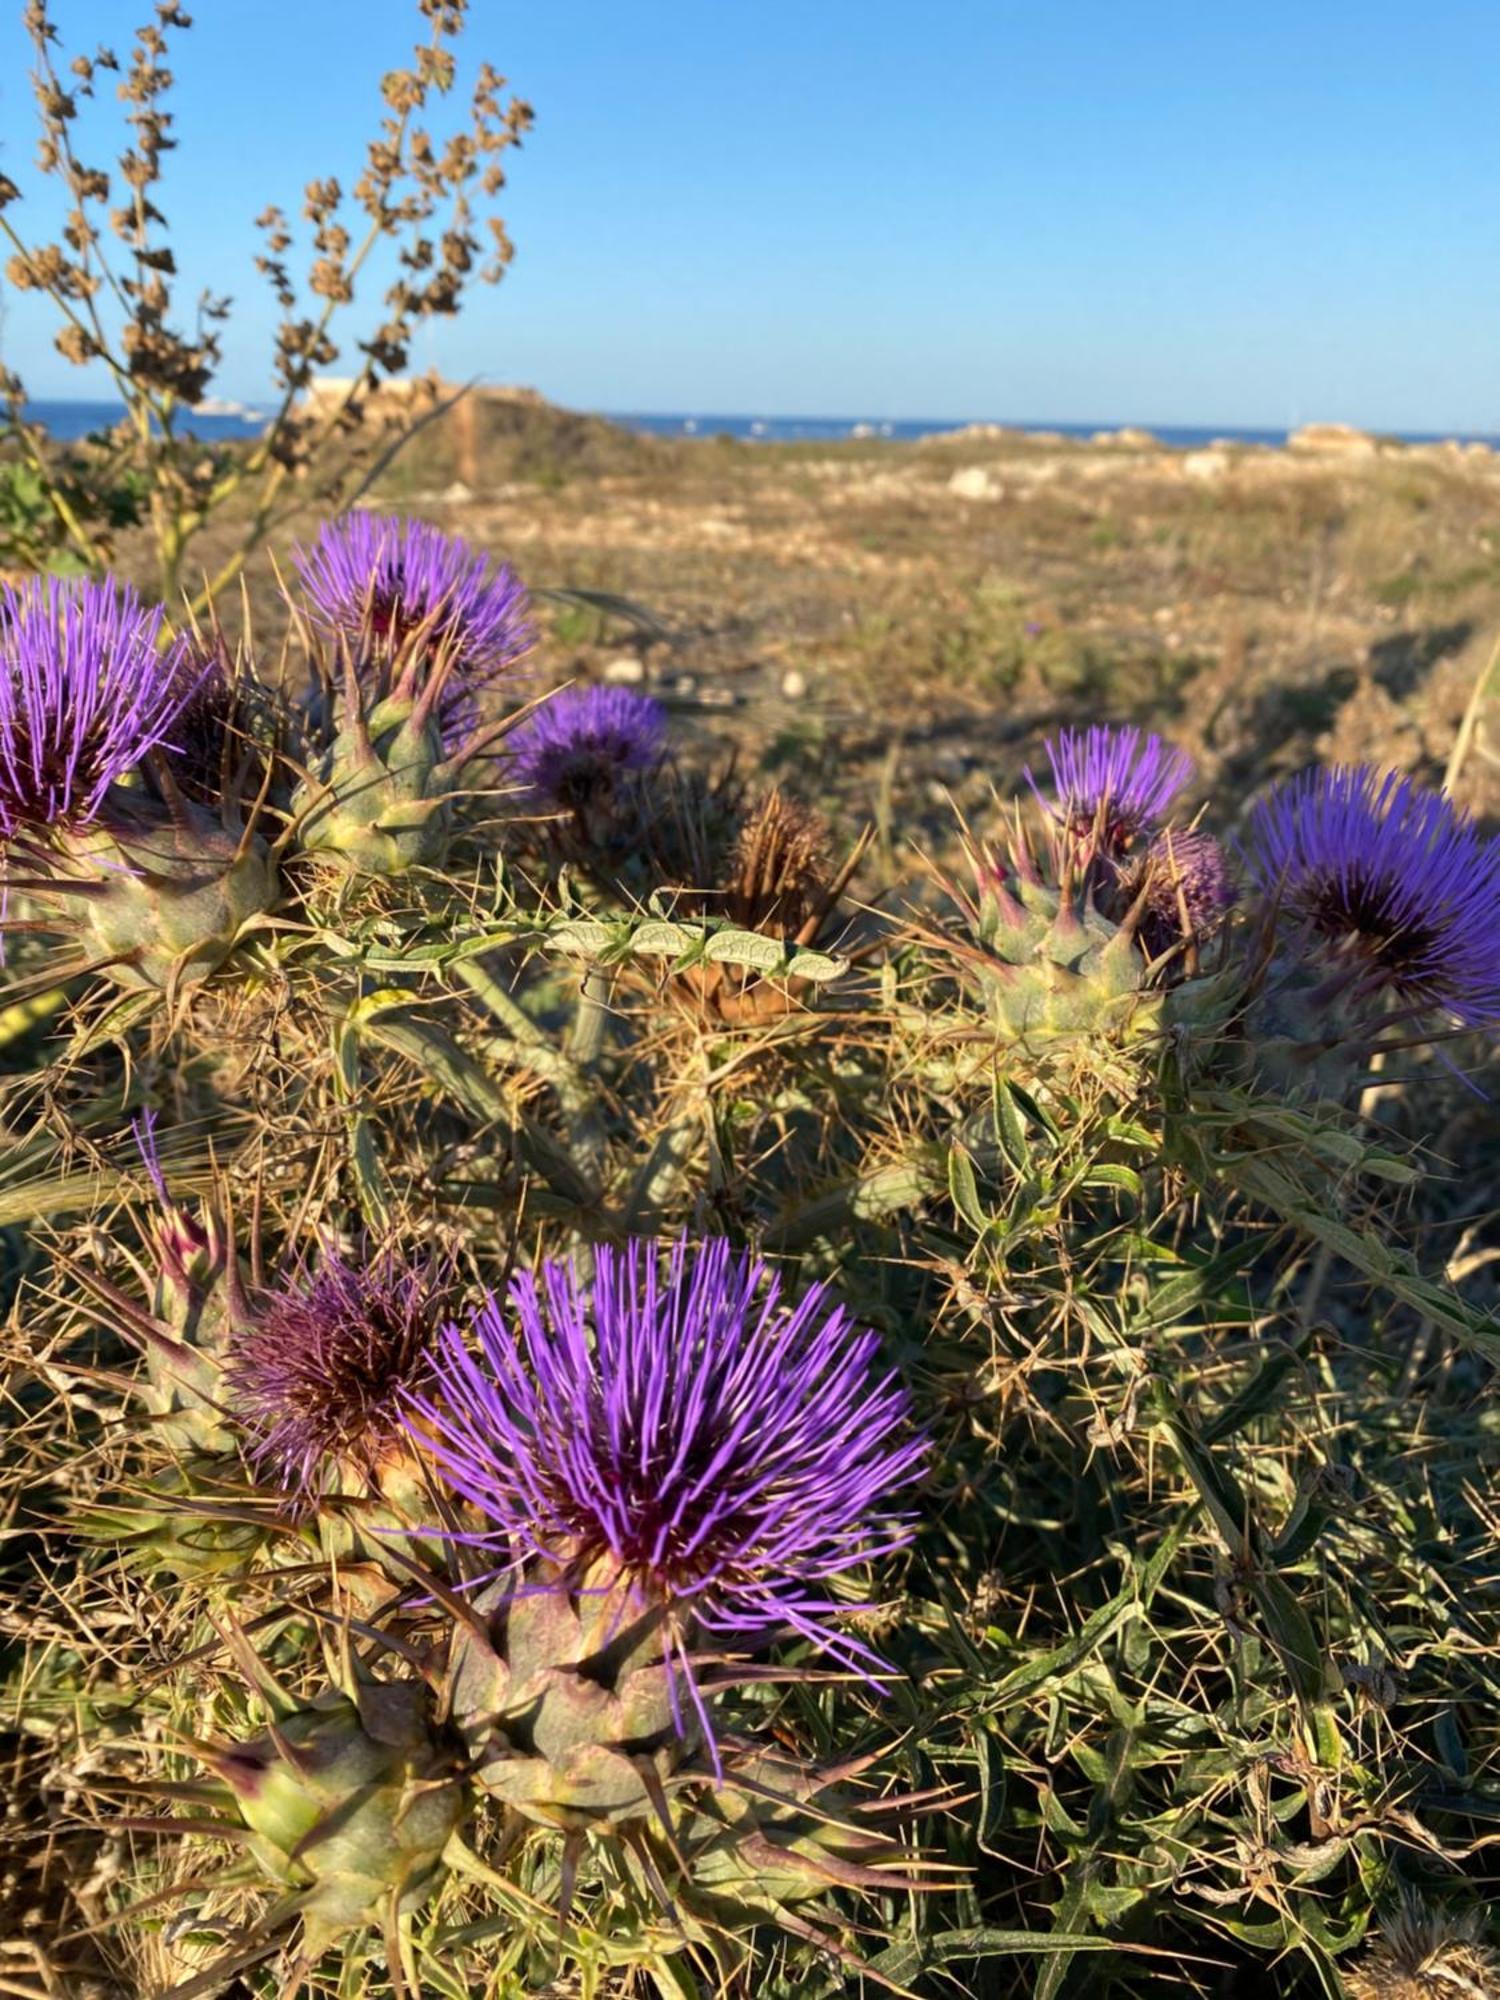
[1247,765,1500,1025]
[1136,826,1236,959]
[0,577,198,842]
[229,1250,443,1494]
[293,513,533,696]
[507,683,665,813]
[402,1236,925,1745]
[1034,725,1194,854]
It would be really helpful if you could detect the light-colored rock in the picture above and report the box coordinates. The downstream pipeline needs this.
[602,655,645,685]
[1092,426,1160,449]
[948,466,1001,501]
[441,480,473,504]
[1182,448,1230,481]
[780,668,808,700]
[301,372,442,420]
[1287,422,1380,458]
[923,421,1020,445]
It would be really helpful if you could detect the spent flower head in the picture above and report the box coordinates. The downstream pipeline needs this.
[507,682,665,813]
[403,1235,925,1736]
[722,787,831,936]
[229,1249,445,1494]
[1035,725,1194,856]
[0,576,198,841]
[1247,765,1500,1026]
[293,512,532,704]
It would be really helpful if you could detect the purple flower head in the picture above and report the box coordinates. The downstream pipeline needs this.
[293,513,532,703]
[0,577,199,842]
[1248,765,1500,1026]
[229,1249,444,1494]
[1136,826,1236,960]
[403,1236,925,1745]
[508,684,665,813]
[1033,725,1194,855]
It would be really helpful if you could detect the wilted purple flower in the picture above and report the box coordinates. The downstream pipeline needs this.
[0,577,198,841]
[1136,825,1236,959]
[1035,725,1194,854]
[229,1251,443,1493]
[403,1236,924,1740]
[1247,765,1500,1025]
[507,683,665,812]
[293,514,532,692]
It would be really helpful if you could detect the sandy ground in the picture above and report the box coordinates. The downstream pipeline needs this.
[162,408,1500,857]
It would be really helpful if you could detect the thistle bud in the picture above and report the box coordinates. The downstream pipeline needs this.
[125,1117,238,1453]
[291,514,531,877]
[198,1680,465,1951]
[451,1552,684,1828]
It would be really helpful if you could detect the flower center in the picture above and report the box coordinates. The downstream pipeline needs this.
[1303,867,1442,992]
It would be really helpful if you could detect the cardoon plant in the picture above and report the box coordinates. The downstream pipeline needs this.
[0,577,278,988]
[1036,723,1194,857]
[296,513,533,705]
[402,1234,924,1824]
[949,725,1226,1061]
[508,682,665,827]
[1247,764,1500,1035]
[201,1676,465,1956]
[667,785,860,1025]
[292,514,534,875]
[229,1249,443,1497]
[1130,824,1237,965]
[0,577,192,840]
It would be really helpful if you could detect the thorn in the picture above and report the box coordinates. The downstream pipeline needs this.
[209,1608,299,1722]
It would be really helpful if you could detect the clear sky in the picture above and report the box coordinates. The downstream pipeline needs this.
[2,1,1498,432]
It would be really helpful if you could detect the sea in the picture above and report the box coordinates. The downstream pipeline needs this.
[19,398,1500,452]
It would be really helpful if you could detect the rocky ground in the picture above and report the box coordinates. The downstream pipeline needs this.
[185,397,1500,868]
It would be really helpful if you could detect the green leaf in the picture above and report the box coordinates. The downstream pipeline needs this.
[947,1144,988,1236]
[703,927,786,972]
[869,1928,1124,1985]
[628,919,694,957]
[784,947,847,983]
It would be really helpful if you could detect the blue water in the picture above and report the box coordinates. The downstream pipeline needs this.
[614,411,1500,450]
[21,398,1500,452]
[21,399,269,443]
[611,411,1284,446]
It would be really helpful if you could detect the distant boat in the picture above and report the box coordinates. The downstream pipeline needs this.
[750,419,767,436]
[850,421,876,439]
[191,395,263,421]
[682,418,698,434]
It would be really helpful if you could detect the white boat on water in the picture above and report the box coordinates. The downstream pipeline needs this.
[191,396,263,422]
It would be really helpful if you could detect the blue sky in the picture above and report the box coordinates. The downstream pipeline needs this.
[2,1,1498,430]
